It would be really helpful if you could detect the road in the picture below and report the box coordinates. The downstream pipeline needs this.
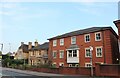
[0,67,111,78]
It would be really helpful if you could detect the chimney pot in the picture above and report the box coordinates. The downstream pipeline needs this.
[21,42,24,45]
[28,42,32,49]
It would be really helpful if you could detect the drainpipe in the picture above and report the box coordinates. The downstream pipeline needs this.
[102,30,106,64]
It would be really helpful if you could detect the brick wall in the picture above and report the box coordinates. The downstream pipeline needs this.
[28,64,120,77]
[95,63,120,77]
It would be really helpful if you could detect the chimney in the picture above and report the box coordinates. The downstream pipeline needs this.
[21,42,24,45]
[28,42,32,49]
[35,41,38,47]
[113,20,120,40]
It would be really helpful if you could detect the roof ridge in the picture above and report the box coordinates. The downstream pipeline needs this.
[48,26,112,40]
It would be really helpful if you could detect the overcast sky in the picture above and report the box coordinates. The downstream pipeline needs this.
[0,0,120,54]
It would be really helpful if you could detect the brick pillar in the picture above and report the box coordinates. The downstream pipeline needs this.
[95,63,101,76]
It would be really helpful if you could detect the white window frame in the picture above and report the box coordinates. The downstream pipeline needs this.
[96,46,102,57]
[59,50,64,58]
[84,34,90,42]
[71,36,76,44]
[95,32,101,41]
[85,63,91,67]
[85,48,91,58]
[60,39,64,46]
[59,62,64,66]
[67,50,78,57]
[53,40,57,46]
[53,51,57,58]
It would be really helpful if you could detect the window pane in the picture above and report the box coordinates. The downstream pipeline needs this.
[60,39,64,45]
[71,36,76,44]
[53,40,57,46]
[60,51,64,58]
[96,47,102,57]
[86,49,91,57]
[68,50,72,57]
[96,33,101,41]
[53,52,57,58]
[73,50,77,57]
[85,35,90,42]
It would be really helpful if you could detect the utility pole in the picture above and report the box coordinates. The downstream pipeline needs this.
[8,43,11,53]
[0,43,3,52]
[90,46,93,77]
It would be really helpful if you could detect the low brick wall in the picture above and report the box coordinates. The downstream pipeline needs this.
[28,64,120,77]
[29,67,91,76]
[59,67,91,75]
[95,63,120,77]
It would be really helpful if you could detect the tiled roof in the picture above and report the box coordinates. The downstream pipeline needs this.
[29,42,49,51]
[48,27,117,40]
[19,44,29,52]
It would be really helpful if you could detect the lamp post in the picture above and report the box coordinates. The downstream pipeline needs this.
[90,46,93,77]
[0,43,3,67]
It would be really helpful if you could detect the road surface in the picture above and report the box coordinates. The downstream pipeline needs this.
[0,67,111,78]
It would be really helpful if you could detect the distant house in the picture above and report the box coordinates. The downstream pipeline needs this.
[15,42,29,60]
[28,41,49,66]
[48,27,119,68]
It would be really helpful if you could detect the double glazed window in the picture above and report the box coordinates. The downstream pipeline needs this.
[53,40,57,46]
[68,50,78,57]
[59,50,64,58]
[85,48,91,57]
[85,34,90,42]
[96,47,102,57]
[68,50,72,57]
[60,39,64,46]
[71,36,76,44]
[95,32,101,41]
[53,51,57,58]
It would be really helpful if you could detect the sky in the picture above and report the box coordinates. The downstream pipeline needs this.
[0,0,120,54]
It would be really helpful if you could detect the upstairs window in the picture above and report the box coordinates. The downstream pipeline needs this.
[73,50,77,57]
[85,34,90,42]
[53,40,57,46]
[68,50,78,57]
[95,32,101,41]
[68,50,72,57]
[71,36,76,44]
[60,39,64,46]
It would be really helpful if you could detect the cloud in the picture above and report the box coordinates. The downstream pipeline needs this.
[0,3,28,16]
[0,11,14,15]
[0,3,18,9]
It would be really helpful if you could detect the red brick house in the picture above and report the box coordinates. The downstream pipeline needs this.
[114,20,120,62]
[48,27,119,68]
